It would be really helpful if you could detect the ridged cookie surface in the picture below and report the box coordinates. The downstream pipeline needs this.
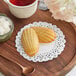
[21,28,39,56]
[32,27,56,43]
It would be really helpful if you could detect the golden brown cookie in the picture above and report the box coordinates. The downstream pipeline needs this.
[32,27,56,43]
[21,28,39,56]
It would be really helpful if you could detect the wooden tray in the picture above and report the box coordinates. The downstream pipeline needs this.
[0,1,76,76]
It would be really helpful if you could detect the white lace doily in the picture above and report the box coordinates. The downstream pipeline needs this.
[15,22,66,62]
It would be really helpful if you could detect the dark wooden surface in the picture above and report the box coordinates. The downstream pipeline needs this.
[0,0,76,76]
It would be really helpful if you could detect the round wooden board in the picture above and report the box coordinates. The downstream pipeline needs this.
[0,1,76,76]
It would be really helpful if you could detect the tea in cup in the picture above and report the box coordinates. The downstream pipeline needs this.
[4,0,38,18]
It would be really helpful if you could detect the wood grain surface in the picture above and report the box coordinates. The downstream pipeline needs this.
[0,0,76,76]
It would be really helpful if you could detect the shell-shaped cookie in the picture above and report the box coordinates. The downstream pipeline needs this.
[21,28,39,56]
[32,27,56,43]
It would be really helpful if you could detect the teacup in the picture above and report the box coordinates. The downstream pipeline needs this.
[4,0,38,18]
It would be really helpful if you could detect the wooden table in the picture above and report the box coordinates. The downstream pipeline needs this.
[0,0,76,76]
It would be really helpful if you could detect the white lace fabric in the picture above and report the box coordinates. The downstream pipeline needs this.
[15,22,66,62]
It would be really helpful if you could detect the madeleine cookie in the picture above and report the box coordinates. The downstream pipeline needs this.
[32,27,56,43]
[21,28,39,56]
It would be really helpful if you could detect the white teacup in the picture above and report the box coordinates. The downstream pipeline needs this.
[4,0,38,18]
